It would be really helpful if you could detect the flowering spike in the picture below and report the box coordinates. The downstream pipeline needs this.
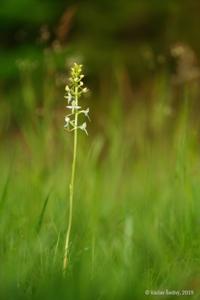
[64,63,89,135]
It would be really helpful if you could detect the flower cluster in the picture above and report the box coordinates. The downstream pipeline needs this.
[64,63,89,135]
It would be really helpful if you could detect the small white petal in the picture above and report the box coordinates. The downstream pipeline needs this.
[67,93,72,103]
[67,105,81,110]
[65,85,70,92]
[65,116,70,122]
[82,87,88,93]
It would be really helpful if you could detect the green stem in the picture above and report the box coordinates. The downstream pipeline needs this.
[63,87,78,273]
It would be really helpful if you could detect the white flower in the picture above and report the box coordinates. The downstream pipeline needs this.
[83,107,89,116]
[64,116,70,128]
[64,92,72,103]
[81,108,90,120]
[79,122,88,135]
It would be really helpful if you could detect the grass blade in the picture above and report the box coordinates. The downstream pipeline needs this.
[36,192,51,234]
[0,168,12,213]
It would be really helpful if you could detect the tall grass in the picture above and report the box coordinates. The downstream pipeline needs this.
[0,65,200,299]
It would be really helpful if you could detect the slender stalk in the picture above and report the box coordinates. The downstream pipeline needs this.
[63,63,89,273]
[63,87,78,273]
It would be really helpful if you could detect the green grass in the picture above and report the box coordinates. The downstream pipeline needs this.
[0,72,200,299]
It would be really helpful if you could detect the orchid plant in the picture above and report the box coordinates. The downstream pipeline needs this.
[63,63,89,273]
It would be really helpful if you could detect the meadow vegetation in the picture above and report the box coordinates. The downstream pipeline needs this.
[0,52,200,299]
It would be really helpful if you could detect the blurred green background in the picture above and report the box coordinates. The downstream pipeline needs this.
[1,1,200,299]
[1,0,200,135]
